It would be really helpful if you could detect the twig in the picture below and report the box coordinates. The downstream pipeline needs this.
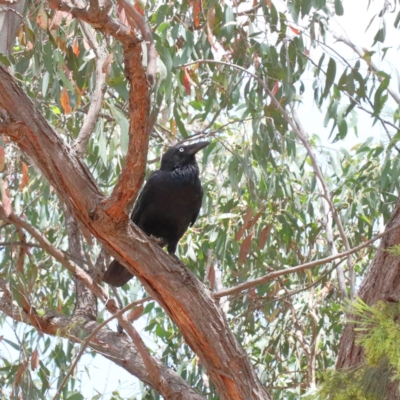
[0,241,93,266]
[74,22,108,156]
[64,206,97,319]
[52,297,151,400]
[321,19,400,104]
[292,109,350,299]
[214,223,400,299]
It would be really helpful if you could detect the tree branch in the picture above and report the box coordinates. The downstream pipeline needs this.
[120,0,158,86]
[214,223,400,299]
[64,207,98,320]
[74,22,108,156]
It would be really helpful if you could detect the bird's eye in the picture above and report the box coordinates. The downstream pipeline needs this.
[179,148,184,152]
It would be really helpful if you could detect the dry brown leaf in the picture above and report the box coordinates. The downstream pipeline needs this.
[235,208,253,241]
[171,119,177,136]
[13,360,28,388]
[183,69,191,95]
[60,88,72,114]
[20,162,29,190]
[72,37,80,56]
[0,147,5,172]
[1,179,12,216]
[258,224,272,250]
[289,25,300,35]
[239,233,253,264]
[192,0,201,29]
[31,348,39,371]
[272,81,279,96]
[55,37,67,53]
[134,0,145,16]
[127,304,144,322]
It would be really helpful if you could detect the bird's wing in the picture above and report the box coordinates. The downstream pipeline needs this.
[190,186,203,226]
[130,170,163,224]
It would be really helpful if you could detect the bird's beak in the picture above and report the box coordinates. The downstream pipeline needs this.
[185,141,210,155]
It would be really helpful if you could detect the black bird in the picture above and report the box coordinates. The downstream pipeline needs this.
[103,141,210,287]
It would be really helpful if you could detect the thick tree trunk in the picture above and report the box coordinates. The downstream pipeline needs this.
[336,199,400,399]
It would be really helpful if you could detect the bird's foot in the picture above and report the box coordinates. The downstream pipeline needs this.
[149,235,165,247]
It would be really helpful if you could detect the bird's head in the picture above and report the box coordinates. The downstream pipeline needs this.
[160,141,210,171]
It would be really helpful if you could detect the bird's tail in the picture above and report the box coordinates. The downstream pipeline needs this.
[102,259,133,287]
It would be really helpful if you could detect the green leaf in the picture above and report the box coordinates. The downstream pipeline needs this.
[334,0,344,16]
[373,23,386,45]
[321,58,336,104]
[108,103,129,155]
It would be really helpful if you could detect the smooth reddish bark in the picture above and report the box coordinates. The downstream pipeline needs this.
[336,199,400,399]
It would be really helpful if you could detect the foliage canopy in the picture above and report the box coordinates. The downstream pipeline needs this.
[1,0,400,399]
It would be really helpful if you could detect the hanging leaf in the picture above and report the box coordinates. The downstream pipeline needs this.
[321,58,336,104]
[13,360,28,388]
[235,208,253,241]
[183,68,191,95]
[170,119,177,137]
[334,0,344,16]
[60,88,72,114]
[192,0,201,29]
[289,25,300,35]
[72,37,79,56]
[272,81,279,95]
[258,224,273,250]
[239,233,253,264]
[31,348,39,371]
[20,162,29,190]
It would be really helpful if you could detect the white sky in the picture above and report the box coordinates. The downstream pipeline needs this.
[2,1,400,399]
